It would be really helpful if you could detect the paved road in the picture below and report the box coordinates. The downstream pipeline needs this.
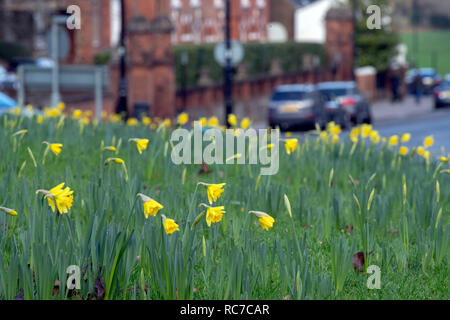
[373,108,450,154]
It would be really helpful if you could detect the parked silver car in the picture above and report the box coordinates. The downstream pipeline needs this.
[268,84,328,130]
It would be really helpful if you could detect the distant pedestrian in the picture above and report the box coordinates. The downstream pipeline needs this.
[413,73,423,104]
[390,71,400,103]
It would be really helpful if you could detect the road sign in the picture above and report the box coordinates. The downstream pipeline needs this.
[45,26,70,62]
[18,65,109,121]
[19,65,109,91]
[214,40,245,67]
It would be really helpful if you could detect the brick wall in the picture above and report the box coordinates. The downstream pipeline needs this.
[325,7,354,81]
[176,68,334,122]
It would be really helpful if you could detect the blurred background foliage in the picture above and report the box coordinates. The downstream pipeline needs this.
[174,42,326,89]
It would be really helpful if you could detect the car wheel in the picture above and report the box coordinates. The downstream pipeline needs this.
[434,102,442,109]
[361,112,372,124]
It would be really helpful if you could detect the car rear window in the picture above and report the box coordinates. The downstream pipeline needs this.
[319,88,354,100]
[272,91,310,101]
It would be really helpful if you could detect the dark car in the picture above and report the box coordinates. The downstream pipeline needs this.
[433,75,450,109]
[316,81,372,126]
[268,84,328,130]
[406,68,442,95]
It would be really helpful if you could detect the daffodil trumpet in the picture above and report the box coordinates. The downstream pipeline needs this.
[200,203,225,227]
[36,182,74,215]
[42,141,63,164]
[197,182,226,204]
[129,138,149,154]
[249,211,275,231]
[161,214,180,235]
[137,193,164,219]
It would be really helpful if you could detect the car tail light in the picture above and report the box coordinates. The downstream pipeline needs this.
[434,90,441,98]
[340,97,357,107]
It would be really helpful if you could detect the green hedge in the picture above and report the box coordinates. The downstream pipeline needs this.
[0,42,31,63]
[174,42,326,89]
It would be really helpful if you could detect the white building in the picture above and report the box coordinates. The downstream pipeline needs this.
[294,0,347,43]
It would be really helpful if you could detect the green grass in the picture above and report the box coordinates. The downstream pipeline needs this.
[0,114,448,300]
[400,30,450,76]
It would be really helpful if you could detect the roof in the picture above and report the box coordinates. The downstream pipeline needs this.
[274,84,316,92]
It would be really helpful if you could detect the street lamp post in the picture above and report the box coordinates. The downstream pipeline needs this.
[116,0,128,118]
[224,0,233,127]
[180,52,189,113]
[351,0,358,81]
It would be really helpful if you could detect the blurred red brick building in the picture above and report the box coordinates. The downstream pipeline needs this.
[170,0,270,44]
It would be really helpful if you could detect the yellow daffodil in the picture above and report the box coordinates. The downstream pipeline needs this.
[80,117,90,125]
[199,183,226,204]
[104,146,116,152]
[331,134,340,143]
[423,150,431,161]
[424,136,434,148]
[44,108,61,118]
[417,146,425,156]
[50,143,63,155]
[57,102,66,111]
[361,124,372,138]
[328,123,341,135]
[137,193,164,219]
[399,146,409,156]
[249,211,275,231]
[127,118,139,126]
[162,215,179,234]
[440,156,449,163]
[388,135,399,146]
[142,116,151,125]
[43,141,63,156]
[109,114,122,123]
[0,206,18,217]
[208,116,219,127]
[228,114,237,127]
[177,112,189,125]
[129,138,149,154]
[163,119,172,128]
[285,132,293,137]
[350,127,361,137]
[37,115,44,124]
[370,131,381,144]
[240,117,251,129]
[198,117,207,127]
[201,204,225,227]
[401,133,411,143]
[72,109,83,119]
[350,134,359,143]
[284,138,298,155]
[36,182,74,214]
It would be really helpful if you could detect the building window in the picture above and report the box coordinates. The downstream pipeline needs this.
[241,0,251,9]
[190,0,201,8]
[214,0,224,9]
[172,0,182,10]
